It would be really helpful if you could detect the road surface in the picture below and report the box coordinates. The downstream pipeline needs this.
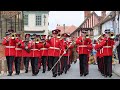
[0,60,120,79]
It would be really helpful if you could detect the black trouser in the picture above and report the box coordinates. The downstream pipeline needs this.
[6,56,14,74]
[79,54,88,75]
[49,56,60,75]
[103,56,112,76]
[97,57,101,71]
[61,56,68,73]
[48,56,52,70]
[117,51,120,64]
[60,57,64,73]
[41,56,47,72]
[100,57,104,74]
[67,56,71,70]
[14,57,21,74]
[31,57,39,74]
[23,57,30,71]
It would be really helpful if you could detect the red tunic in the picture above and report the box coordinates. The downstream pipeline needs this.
[30,41,40,57]
[100,38,114,56]
[48,37,64,57]
[37,41,50,56]
[21,40,32,57]
[15,38,22,57]
[2,37,16,56]
[76,36,93,55]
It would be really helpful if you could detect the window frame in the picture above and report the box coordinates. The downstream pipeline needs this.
[36,15,42,26]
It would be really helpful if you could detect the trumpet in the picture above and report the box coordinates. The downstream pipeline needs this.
[35,37,40,43]
[85,34,89,38]
[110,32,115,39]
[10,33,16,39]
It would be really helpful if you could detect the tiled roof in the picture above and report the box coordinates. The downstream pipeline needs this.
[70,11,102,35]
[56,25,77,34]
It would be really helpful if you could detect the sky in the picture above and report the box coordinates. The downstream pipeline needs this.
[48,11,110,30]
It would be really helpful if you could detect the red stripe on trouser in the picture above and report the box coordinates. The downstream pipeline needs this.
[101,58,103,73]
[110,58,112,74]
[103,57,105,75]
[86,56,89,73]
[60,58,63,72]
[38,58,41,69]
[99,58,102,72]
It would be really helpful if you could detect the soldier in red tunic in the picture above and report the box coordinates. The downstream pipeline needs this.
[37,35,50,73]
[48,29,64,77]
[20,34,31,73]
[62,33,74,74]
[2,30,16,76]
[14,34,22,75]
[29,35,41,76]
[99,29,114,77]
[76,30,92,76]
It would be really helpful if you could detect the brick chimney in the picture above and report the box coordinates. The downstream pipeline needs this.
[101,11,106,18]
[84,11,91,19]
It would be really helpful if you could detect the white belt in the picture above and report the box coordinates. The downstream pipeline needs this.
[15,48,22,50]
[40,48,48,50]
[31,49,38,50]
[103,46,112,48]
[49,47,60,50]
[78,45,87,47]
[6,46,15,48]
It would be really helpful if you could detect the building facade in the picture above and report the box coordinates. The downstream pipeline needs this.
[70,11,102,39]
[23,11,49,36]
[115,11,120,35]
[0,11,23,43]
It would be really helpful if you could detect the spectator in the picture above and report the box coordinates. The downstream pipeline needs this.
[92,40,97,65]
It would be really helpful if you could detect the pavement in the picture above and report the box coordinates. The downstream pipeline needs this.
[0,59,120,79]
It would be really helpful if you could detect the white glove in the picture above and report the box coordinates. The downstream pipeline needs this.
[25,46,28,49]
[63,51,66,54]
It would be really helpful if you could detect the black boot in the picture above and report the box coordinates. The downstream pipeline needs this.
[80,74,83,76]
[65,70,67,74]
[109,74,112,77]
[7,73,12,76]
[25,70,28,73]
[42,70,45,73]
[53,74,57,77]
[60,71,63,75]
[58,72,61,76]
[15,71,20,75]
[84,73,88,76]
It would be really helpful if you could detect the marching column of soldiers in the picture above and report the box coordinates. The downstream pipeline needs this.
[2,28,115,77]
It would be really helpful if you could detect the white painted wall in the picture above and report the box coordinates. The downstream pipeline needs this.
[115,12,120,35]
[24,13,49,36]
[101,20,114,34]
[93,26,99,40]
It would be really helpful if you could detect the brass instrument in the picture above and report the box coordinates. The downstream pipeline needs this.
[110,32,115,39]
[85,34,89,38]
[10,33,16,39]
[35,37,40,43]
[24,41,30,53]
